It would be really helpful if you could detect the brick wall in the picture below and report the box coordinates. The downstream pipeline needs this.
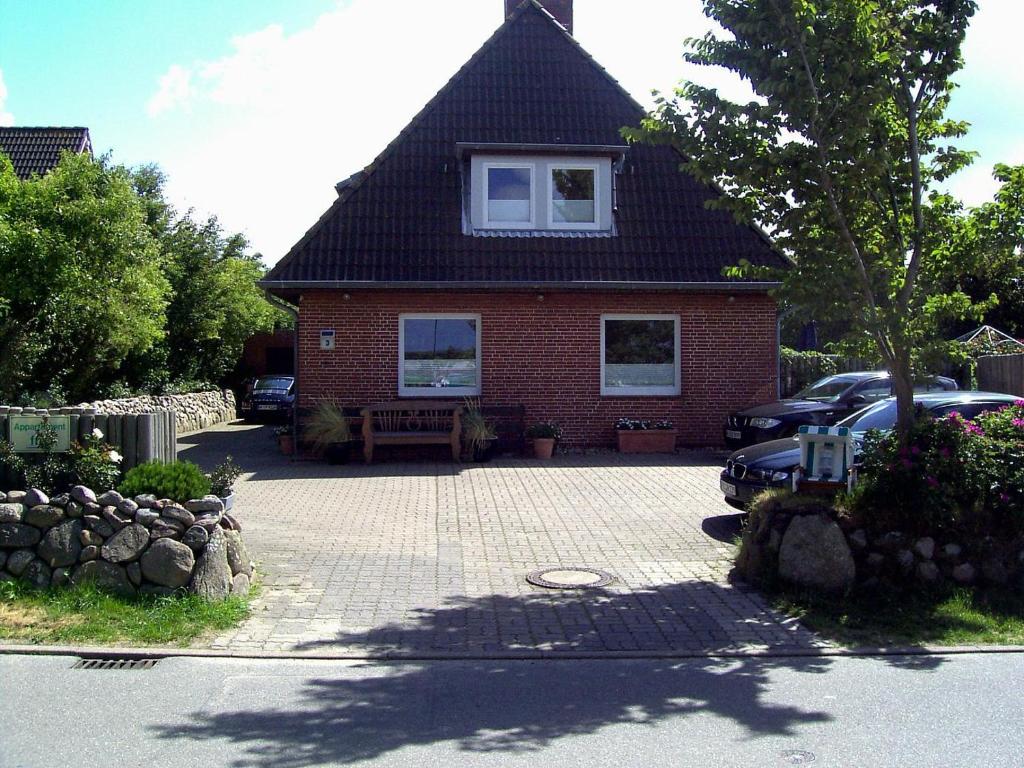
[296,289,778,447]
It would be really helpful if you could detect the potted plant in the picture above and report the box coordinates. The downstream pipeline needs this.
[615,418,678,454]
[208,455,242,511]
[275,425,295,455]
[461,397,498,461]
[525,421,561,459]
[303,402,353,464]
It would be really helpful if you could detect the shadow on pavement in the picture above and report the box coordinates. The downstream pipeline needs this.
[702,513,746,544]
[177,422,730,482]
[152,654,836,767]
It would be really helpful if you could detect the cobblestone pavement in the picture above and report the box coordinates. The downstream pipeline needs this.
[179,423,824,656]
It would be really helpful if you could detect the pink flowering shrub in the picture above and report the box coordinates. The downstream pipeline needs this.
[852,401,1024,537]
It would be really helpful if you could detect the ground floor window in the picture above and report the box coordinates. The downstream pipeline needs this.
[398,314,481,397]
[600,314,680,396]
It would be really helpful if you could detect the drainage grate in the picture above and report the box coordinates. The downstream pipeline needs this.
[526,567,615,590]
[72,657,159,671]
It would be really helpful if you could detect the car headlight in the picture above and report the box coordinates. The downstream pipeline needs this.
[749,417,782,429]
[770,471,791,482]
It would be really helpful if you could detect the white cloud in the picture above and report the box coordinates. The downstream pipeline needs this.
[147,64,193,117]
[0,69,14,126]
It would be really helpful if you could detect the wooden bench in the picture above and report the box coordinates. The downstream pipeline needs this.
[361,401,462,463]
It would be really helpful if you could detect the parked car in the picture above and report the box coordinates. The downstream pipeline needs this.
[241,375,296,422]
[723,371,958,449]
[719,391,1018,508]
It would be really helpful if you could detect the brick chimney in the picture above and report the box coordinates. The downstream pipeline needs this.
[505,0,573,35]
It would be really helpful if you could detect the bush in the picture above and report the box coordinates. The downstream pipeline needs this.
[119,460,211,502]
[68,428,123,491]
[207,455,242,497]
[851,400,1024,537]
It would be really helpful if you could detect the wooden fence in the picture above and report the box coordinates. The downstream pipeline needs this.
[0,406,177,470]
[977,354,1024,397]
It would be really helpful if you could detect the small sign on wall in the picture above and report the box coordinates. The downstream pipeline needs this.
[9,415,72,453]
[320,329,336,350]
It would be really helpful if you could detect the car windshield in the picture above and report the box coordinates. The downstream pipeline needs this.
[839,399,897,437]
[254,377,293,392]
[793,375,858,402]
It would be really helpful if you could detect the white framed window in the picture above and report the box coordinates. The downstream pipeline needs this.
[600,314,680,396]
[483,163,534,228]
[549,163,599,229]
[398,314,481,397]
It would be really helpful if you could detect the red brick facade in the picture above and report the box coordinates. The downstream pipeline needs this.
[296,289,778,447]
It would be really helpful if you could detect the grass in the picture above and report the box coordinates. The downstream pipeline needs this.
[0,579,253,646]
[774,585,1024,647]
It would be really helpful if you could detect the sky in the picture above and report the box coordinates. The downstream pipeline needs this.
[1,0,1022,266]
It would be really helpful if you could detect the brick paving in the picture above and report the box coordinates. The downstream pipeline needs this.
[179,423,824,656]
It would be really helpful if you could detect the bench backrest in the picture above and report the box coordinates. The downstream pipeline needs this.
[362,401,461,434]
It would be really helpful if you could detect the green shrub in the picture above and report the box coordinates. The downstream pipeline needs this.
[119,460,211,502]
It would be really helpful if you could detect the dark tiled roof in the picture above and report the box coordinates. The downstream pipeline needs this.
[0,127,93,179]
[264,2,786,289]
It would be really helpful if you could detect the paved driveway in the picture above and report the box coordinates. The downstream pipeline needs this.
[179,423,822,656]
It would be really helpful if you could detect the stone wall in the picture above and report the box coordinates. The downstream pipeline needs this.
[0,485,252,600]
[77,390,237,435]
[736,495,1024,594]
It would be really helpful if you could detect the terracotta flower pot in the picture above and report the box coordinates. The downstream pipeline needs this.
[616,429,677,454]
[278,434,294,455]
[533,437,556,459]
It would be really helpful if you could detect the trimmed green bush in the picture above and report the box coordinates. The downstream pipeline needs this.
[118,460,211,502]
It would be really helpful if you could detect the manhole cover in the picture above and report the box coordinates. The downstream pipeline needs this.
[526,567,614,589]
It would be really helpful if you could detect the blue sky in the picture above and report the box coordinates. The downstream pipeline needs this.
[2,0,1022,264]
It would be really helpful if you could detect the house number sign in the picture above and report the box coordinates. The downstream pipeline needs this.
[320,329,336,350]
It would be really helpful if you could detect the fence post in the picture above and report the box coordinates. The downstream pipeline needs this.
[138,414,155,464]
[122,414,138,471]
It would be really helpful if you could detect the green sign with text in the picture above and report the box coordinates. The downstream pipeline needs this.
[8,415,72,453]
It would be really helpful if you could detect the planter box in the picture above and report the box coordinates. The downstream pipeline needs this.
[616,429,678,454]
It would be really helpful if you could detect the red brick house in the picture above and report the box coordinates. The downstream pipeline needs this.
[262,0,786,448]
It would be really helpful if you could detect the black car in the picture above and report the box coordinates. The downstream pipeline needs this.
[719,391,1018,508]
[241,376,296,421]
[723,371,958,449]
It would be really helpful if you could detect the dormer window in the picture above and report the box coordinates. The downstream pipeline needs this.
[550,165,597,228]
[460,144,623,235]
[484,164,534,227]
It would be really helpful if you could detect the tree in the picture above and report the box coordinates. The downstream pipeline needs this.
[629,0,980,440]
[0,152,168,402]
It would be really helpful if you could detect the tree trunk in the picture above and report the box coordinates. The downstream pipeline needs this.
[891,348,916,445]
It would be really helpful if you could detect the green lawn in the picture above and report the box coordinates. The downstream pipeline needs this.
[774,586,1024,647]
[0,579,252,646]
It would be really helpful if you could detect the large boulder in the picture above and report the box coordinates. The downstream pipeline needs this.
[38,520,83,568]
[96,490,124,507]
[22,559,52,589]
[0,523,41,549]
[23,488,49,507]
[23,505,65,530]
[6,549,35,576]
[189,527,231,600]
[0,503,24,523]
[185,496,223,515]
[223,530,252,577]
[778,514,856,594]
[101,524,150,563]
[70,486,97,505]
[181,525,209,551]
[140,538,195,588]
[71,561,135,597]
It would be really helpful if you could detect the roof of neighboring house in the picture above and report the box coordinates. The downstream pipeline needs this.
[0,126,93,179]
[263,1,787,292]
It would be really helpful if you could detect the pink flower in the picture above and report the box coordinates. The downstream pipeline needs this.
[1014,399,1024,408]
[1012,418,1024,429]
[946,411,962,421]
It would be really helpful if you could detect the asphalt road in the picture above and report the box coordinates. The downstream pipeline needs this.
[1,652,1019,767]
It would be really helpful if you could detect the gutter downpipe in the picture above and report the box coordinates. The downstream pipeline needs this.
[264,289,300,462]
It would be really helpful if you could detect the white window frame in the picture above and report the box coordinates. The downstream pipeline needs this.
[482,163,535,229]
[398,313,482,398]
[548,162,601,230]
[600,314,681,397]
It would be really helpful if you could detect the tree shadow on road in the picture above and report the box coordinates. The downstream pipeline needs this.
[152,652,836,768]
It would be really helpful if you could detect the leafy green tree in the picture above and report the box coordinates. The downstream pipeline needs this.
[0,152,168,402]
[630,0,981,439]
